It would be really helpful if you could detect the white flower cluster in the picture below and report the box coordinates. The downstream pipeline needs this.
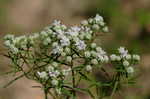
[37,62,71,90]
[4,14,140,96]
[110,47,140,74]
[4,14,107,54]
[83,43,109,72]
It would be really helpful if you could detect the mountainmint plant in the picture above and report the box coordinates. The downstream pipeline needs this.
[3,14,140,99]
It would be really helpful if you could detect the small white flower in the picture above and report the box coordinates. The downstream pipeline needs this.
[79,34,85,40]
[45,28,53,35]
[103,55,109,62]
[86,65,92,71]
[66,56,72,62]
[37,71,48,79]
[118,47,128,57]
[55,29,63,35]
[99,21,105,26]
[116,56,121,61]
[110,54,117,61]
[97,55,104,62]
[126,67,134,74]
[133,55,140,61]
[95,14,104,23]
[71,26,81,33]
[4,34,14,40]
[49,70,60,78]
[85,34,92,40]
[91,43,97,49]
[51,79,58,86]
[102,27,109,32]
[84,51,91,58]
[40,31,48,37]
[66,26,80,37]
[96,47,102,52]
[123,60,129,67]
[125,54,131,60]
[75,40,86,50]
[57,34,64,39]
[73,37,80,42]
[61,25,67,30]
[92,24,100,30]
[60,36,70,46]
[10,45,19,54]
[52,46,63,54]
[4,40,11,47]
[96,48,106,55]
[91,59,98,65]
[52,42,58,47]
[43,38,51,45]
[65,47,71,54]
[73,54,78,58]
[61,52,66,56]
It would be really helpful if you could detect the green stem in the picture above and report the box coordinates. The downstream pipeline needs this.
[3,74,24,88]
[44,90,48,99]
[110,81,118,99]
[71,61,76,99]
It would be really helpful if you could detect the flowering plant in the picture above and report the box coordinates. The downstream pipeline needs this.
[3,14,140,99]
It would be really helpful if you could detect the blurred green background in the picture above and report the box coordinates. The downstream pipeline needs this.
[0,0,150,99]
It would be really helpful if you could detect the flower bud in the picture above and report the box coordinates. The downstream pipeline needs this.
[37,71,48,79]
[91,43,97,49]
[91,59,98,65]
[126,67,134,74]
[61,52,66,56]
[123,60,129,67]
[110,54,117,61]
[84,51,91,58]
[85,34,92,40]
[66,56,72,62]
[65,47,71,54]
[102,26,109,32]
[86,65,92,71]
[96,47,102,52]
[92,24,100,30]
[51,79,58,86]
[73,54,78,58]
[133,55,140,61]
[116,56,121,61]
[125,54,131,60]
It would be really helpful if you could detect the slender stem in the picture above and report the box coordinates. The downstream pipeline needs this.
[44,90,48,99]
[110,81,118,99]
[110,73,120,99]
[71,61,76,98]
[3,74,24,88]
